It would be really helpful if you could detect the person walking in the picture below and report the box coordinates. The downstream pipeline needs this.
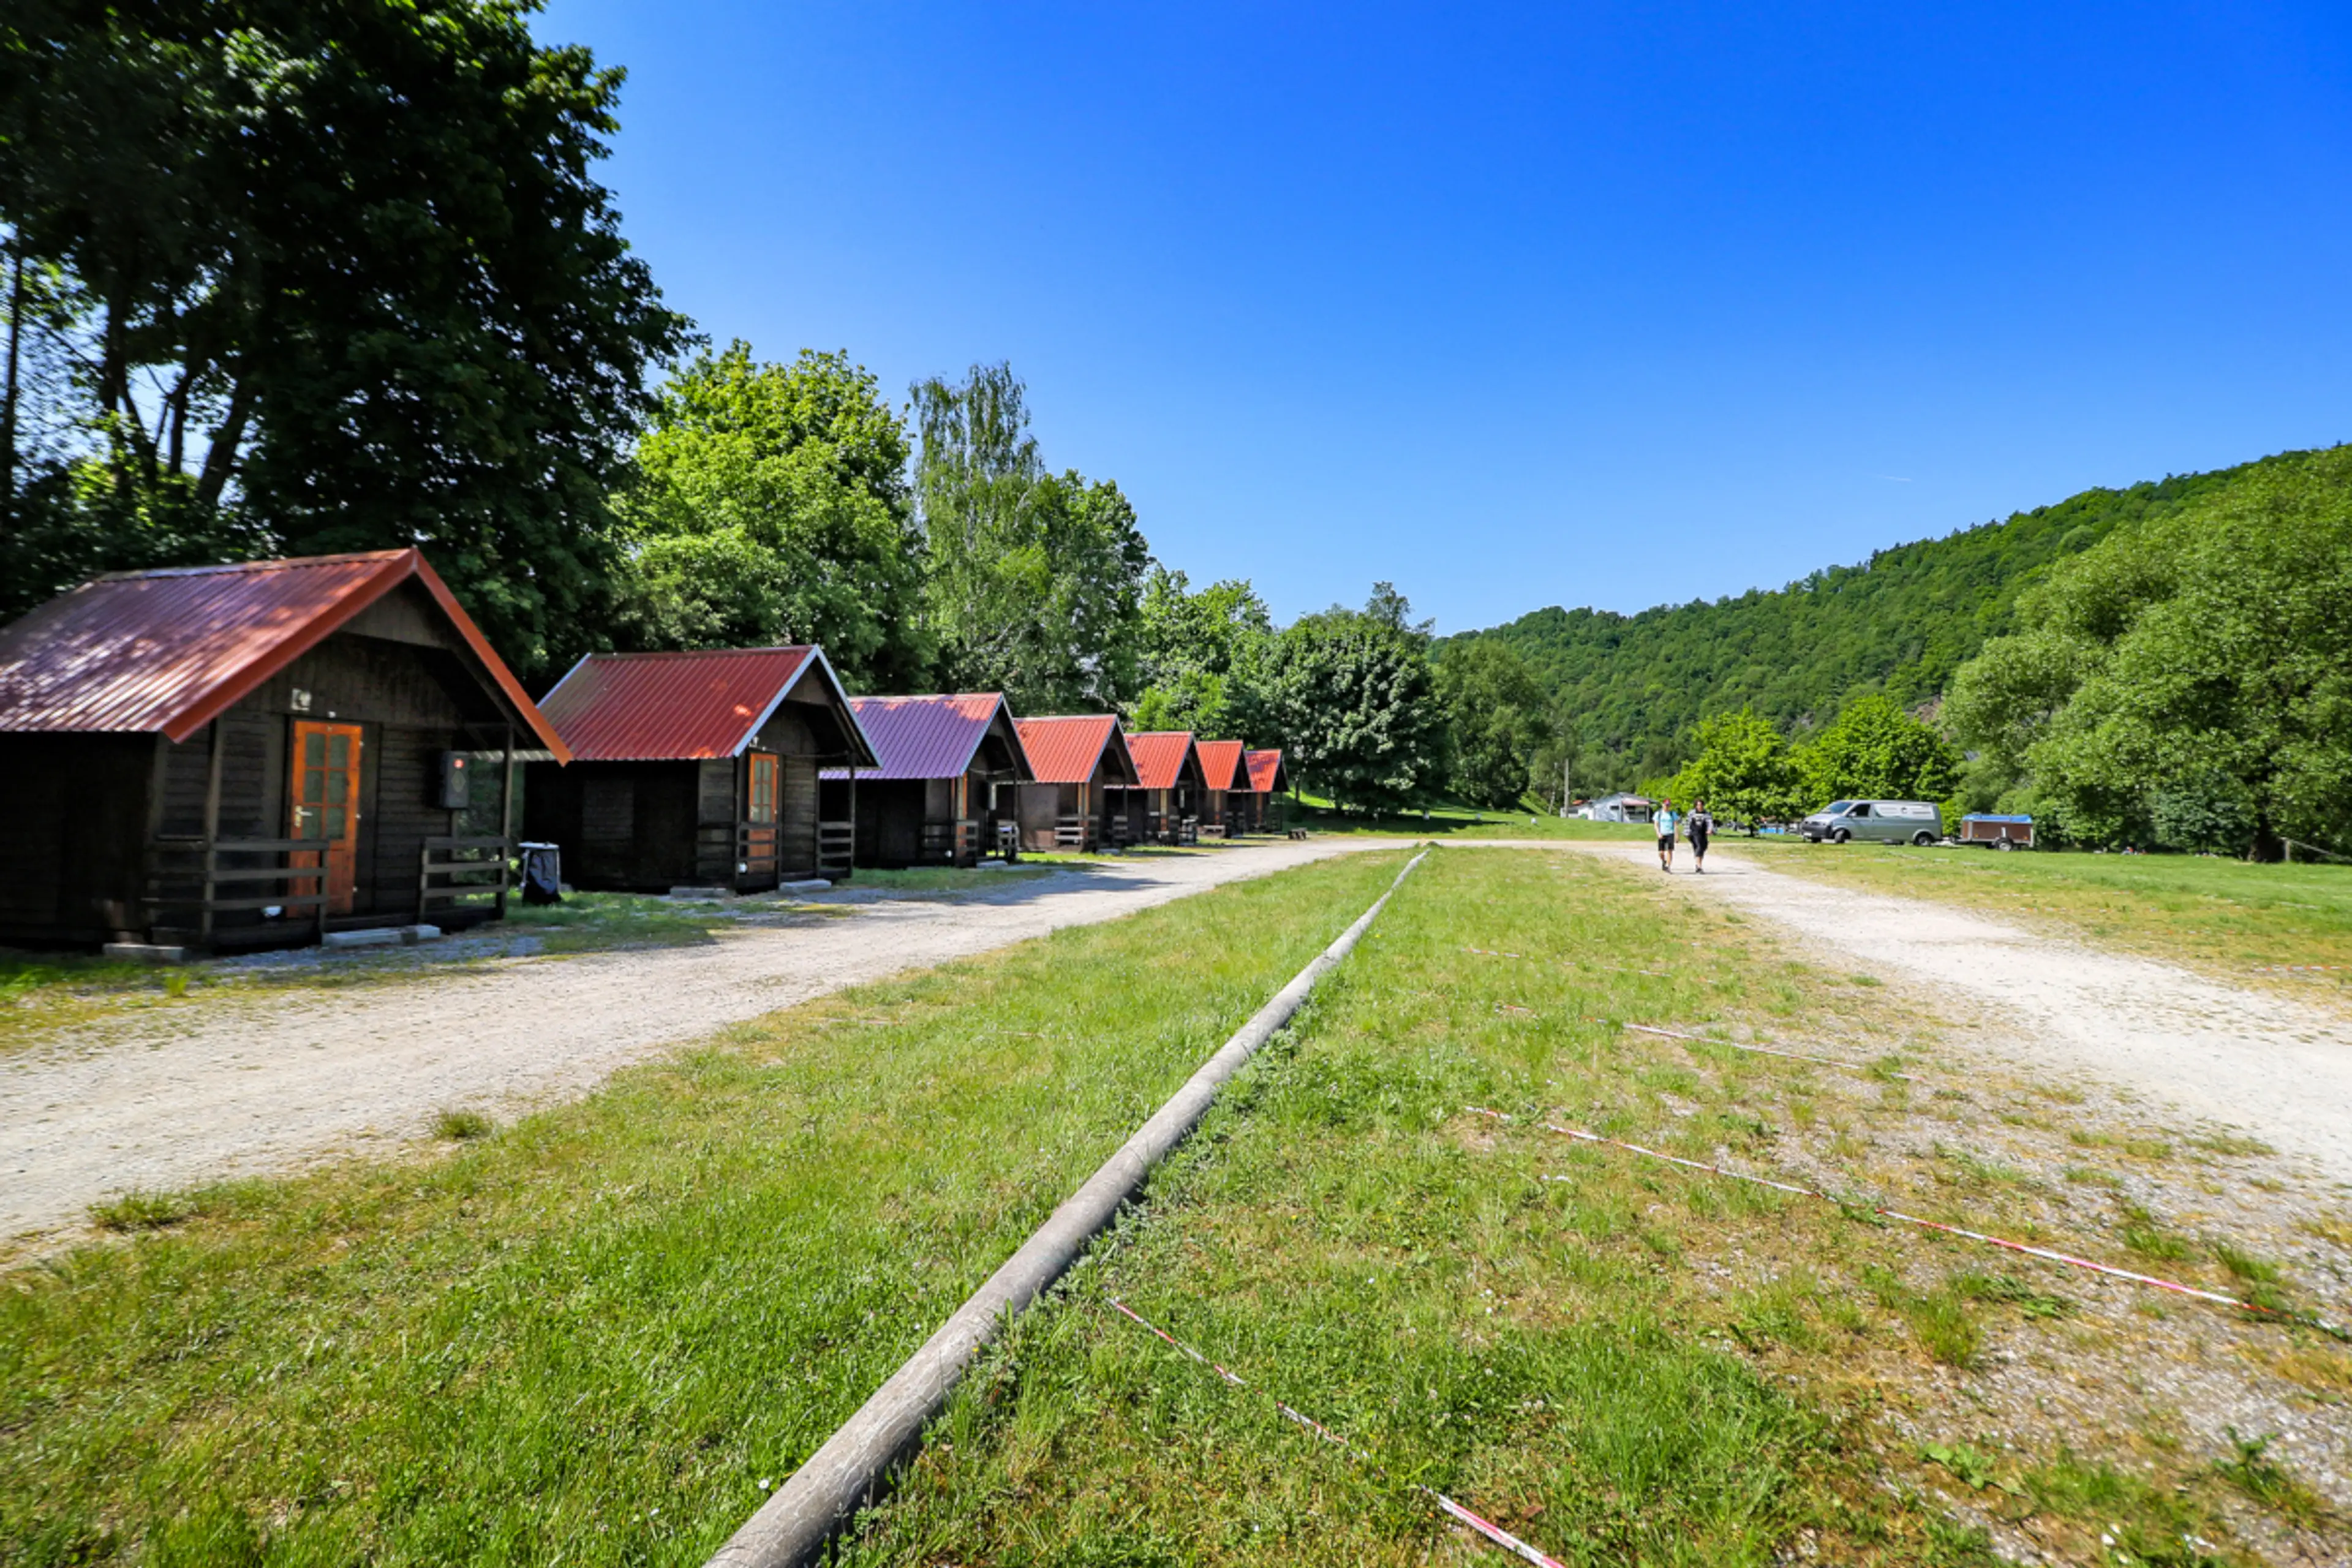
[1687,799,1714,873]
[1653,796,1679,872]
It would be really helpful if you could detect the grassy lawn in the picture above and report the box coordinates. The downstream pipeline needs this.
[5,848,2343,1565]
[0,852,1411,1566]
[1721,839,2352,1002]
[832,848,2347,1567]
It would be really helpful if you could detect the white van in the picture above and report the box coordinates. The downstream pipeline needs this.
[1798,799,1943,845]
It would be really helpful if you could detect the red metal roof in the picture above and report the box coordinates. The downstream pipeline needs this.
[539,647,875,764]
[1125,730,1198,791]
[0,548,567,756]
[1244,748,1286,794]
[837,693,1027,781]
[1013,714,1138,785]
[1196,739,1246,791]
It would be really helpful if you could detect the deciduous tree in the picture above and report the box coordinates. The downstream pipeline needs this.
[1258,584,1446,813]
[1672,707,1805,830]
[1435,639,1547,810]
[911,363,1150,710]
[1795,695,1961,807]
[612,344,929,690]
[0,0,693,671]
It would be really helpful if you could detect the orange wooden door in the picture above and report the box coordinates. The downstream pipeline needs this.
[290,720,363,915]
[745,752,779,874]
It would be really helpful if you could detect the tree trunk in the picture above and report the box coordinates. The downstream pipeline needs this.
[1,239,22,514]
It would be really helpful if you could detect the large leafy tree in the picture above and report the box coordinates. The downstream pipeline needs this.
[1434,638,1548,809]
[1258,584,1446,813]
[1795,695,1961,807]
[0,0,691,671]
[612,344,930,690]
[1950,447,2352,856]
[1672,707,1806,830]
[911,363,1150,710]
[1129,567,1273,736]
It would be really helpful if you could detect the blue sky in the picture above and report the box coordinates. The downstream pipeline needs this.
[538,1,2351,633]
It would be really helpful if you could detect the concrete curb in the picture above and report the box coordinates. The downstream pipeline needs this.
[703,846,1431,1568]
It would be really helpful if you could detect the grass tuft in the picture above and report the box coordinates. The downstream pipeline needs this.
[88,1191,194,1232]
[432,1108,494,1141]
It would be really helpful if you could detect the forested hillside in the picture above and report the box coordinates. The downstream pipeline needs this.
[1449,458,2275,788]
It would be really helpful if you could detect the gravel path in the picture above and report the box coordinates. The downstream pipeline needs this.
[1559,840,2352,1186]
[1,840,1393,1246]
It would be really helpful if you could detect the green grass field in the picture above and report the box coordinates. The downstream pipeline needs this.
[1725,839,2352,1001]
[4,847,2343,1566]
[1289,793,1654,843]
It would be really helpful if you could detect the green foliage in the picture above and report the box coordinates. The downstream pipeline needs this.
[1128,567,1273,737]
[912,364,1150,710]
[1257,584,1447,813]
[1947,447,2352,854]
[1434,638,1549,809]
[1452,467,2248,791]
[1794,695,1961,808]
[0,0,695,673]
[611,343,931,689]
[1668,707,1806,827]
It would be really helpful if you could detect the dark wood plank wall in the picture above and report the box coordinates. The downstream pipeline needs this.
[0,734,162,943]
[693,757,738,884]
[780,757,818,877]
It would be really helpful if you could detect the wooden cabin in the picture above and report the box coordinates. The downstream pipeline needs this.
[1010,716,1140,852]
[526,648,876,893]
[1194,740,1246,837]
[1237,748,1289,834]
[0,549,566,953]
[822,694,1031,868]
[1123,731,1206,845]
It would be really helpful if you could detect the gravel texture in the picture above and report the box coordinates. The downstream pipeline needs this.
[0,839,1389,1249]
[1567,840,2352,1189]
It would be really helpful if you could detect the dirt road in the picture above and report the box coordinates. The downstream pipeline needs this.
[1559,840,2352,1185]
[1,840,1394,1246]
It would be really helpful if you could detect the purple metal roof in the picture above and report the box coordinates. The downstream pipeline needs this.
[0,549,566,753]
[829,693,1027,781]
[538,647,876,764]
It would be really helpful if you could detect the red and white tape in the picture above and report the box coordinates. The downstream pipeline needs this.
[1107,1297,1568,1567]
[1467,1108,2348,1340]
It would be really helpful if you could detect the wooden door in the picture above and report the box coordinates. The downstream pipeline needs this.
[290,720,364,915]
[744,752,779,880]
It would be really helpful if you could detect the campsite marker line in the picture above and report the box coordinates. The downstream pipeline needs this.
[1107,1297,1568,1568]
[1468,1108,2348,1340]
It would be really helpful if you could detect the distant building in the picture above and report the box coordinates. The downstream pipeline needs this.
[1577,792,1655,824]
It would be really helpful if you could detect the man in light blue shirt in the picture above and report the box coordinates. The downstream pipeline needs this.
[1653,797,1679,872]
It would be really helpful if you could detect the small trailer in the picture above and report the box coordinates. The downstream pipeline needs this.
[1959,813,2034,850]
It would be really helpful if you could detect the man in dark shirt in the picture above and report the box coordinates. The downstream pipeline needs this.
[1686,801,1714,873]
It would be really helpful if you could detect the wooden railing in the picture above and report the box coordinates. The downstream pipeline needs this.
[918,819,981,866]
[419,835,510,922]
[1054,813,1089,850]
[817,820,854,877]
[147,836,332,946]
